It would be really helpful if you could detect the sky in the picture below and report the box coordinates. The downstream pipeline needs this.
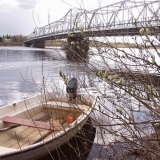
[0,0,120,36]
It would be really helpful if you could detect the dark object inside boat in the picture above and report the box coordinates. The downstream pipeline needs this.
[66,78,78,100]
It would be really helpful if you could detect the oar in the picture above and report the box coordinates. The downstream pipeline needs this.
[0,124,20,132]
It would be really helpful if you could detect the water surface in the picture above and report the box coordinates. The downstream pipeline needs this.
[0,46,82,106]
[0,46,157,159]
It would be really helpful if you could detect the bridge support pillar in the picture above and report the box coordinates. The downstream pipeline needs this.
[23,42,32,47]
[30,42,45,48]
[65,34,89,60]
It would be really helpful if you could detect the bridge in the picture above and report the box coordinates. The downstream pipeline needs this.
[24,0,160,48]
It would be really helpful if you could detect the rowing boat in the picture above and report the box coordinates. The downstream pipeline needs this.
[0,91,96,160]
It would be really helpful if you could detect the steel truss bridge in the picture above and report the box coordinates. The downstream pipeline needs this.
[25,0,160,44]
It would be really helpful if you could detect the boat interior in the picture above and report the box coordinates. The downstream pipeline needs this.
[0,97,92,149]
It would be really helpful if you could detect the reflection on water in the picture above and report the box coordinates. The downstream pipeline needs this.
[0,47,67,106]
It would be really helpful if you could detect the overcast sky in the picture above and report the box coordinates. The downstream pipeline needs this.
[0,0,120,36]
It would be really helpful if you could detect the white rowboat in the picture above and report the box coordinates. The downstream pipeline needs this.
[0,91,96,160]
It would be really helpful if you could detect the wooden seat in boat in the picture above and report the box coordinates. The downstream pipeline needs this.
[1,116,63,131]
[46,101,89,111]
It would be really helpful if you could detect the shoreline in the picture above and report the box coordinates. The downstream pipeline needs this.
[0,42,23,46]
[0,42,159,49]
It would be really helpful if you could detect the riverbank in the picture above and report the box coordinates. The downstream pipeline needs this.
[46,41,138,48]
[1,40,158,49]
[46,40,146,48]
[89,40,139,48]
[0,42,23,46]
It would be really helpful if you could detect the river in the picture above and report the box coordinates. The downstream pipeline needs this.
[0,46,93,106]
[0,46,159,159]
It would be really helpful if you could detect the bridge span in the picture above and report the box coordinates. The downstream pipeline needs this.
[24,0,160,48]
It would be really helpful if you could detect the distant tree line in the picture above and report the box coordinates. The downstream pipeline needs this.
[0,35,27,43]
